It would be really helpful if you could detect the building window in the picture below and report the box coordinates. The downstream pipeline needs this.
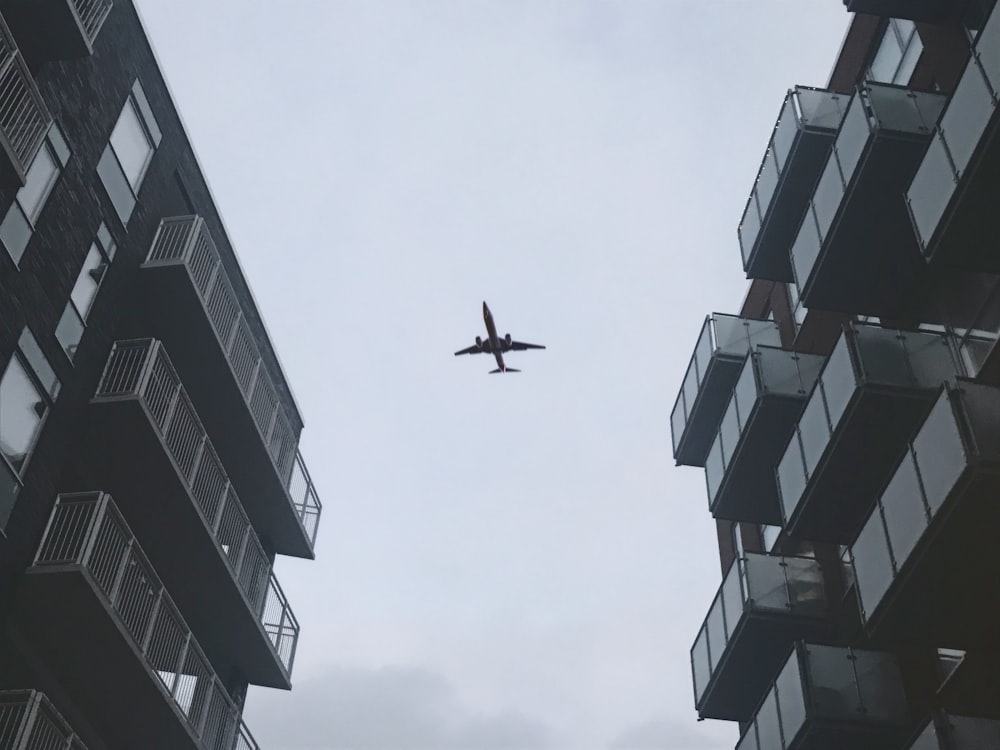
[0,329,60,530]
[788,281,806,329]
[55,222,117,361]
[97,79,162,225]
[869,19,923,85]
[761,525,781,552]
[0,124,71,265]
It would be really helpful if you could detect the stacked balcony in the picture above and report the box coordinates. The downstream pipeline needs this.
[671,315,781,467]
[790,83,946,317]
[706,347,826,524]
[736,643,913,750]
[141,216,321,558]
[0,14,52,188]
[850,381,1000,649]
[778,324,961,544]
[19,494,260,750]
[840,0,950,22]
[905,713,1000,749]
[3,0,113,60]
[906,4,1000,273]
[691,553,846,722]
[739,87,846,282]
[0,690,85,749]
[90,340,299,688]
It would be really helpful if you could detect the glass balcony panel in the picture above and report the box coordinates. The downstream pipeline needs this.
[692,627,711,702]
[775,648,807,746]
[695,318,714,377]
[740,195,762,266]
[819,336,856,427]
[705,437,726,505]
[682,353,700,412]
[670,393,687,455]
[978,4,1000,92]
[903,331,958,387]
[852,510,895,620]
[940,63,994,177]
[778,436,808,523]
[832,96,872,188]
[806,644,860,719]
[756,347,801,397]
[706,591,727,672]
[783,557,826,615]
[896,35,923,85]
[795,353,827,397]
[912,392,967,516]
[880,451,927,572]
[951,715,1000,746]
[907,135,957,251]
[907,721,938,750]
[720,394,742,464]
[722,560,745,639]
[745,553,789,612]
[868,85,945,135]
[811,154,845,241]
[734,356,759,428]
[791,209,822,289]
[798,88,846,130]
[854,649,909,721]
[756,151,781,216]
[797,385,831,477]
[754,689,783,750]
[855,326,909,386]
[736,726,760,750]
[771,96,799,171]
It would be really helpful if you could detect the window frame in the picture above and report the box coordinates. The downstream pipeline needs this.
[55,222,117,362]
[868,18,923,86]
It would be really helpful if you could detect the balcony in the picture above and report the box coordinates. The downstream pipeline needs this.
[19,494,260,750]
[706,347,826,524]
[850,381,1000,649]
[841,0,950,22]
[906,5,1000,273]
[739,87,846,282]
[778,323,961,544]
[671,315,781,467]
[141,216,320,558]
[90,340,299,688]
[790,83,946,317]
[0,15,52,188]
[736,643,913,750]
[3,0,112,60]
[691,553,845,722]
[905,713,1000,749]
[0,690,86,749]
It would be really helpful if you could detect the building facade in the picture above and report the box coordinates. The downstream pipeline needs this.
[673,1,1000,748]
[0,2,323,748]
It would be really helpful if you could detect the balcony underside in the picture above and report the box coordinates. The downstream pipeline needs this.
[937,653,1000,718]
[140,263,312,559]
[863,468,1000,649]
[85,398,290,689]
[16,568,203,750]
[699,615,831,722]
[746,132,833,283]
[785,388,933,544]
[676,356,746,467]
[841,0,951,22]
[3,0,102,60]
[801,141,929,318]
[788,720,914,750]
[711,398,800,525]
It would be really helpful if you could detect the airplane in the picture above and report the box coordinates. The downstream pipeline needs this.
[454,301,545,373]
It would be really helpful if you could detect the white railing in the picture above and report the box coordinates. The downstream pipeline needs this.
[145,216,322,549]
[33,494,260,750]
[71,0,113,42]
[0,15,52,181]
[94,340,299,673]
[0,690,86,750]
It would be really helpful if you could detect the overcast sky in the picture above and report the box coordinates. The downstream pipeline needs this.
[134,2,851,748]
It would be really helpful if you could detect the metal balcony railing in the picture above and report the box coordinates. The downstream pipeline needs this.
[32,493,260,750]
[145,216,322,548]
[0,690,86,750]
[95,339,299,674]
[0,15,53,184]
[71,0,114,43]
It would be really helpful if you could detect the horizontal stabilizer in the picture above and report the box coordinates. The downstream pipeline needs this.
[489,368,520,374]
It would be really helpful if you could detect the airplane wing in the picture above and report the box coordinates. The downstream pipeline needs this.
[454,344,485,356]
[509,340,545,351]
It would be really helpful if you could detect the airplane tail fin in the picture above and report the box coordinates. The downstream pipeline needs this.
[489,368,520,374]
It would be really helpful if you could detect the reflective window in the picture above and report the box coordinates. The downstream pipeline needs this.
[0,124,71,265]
[56,223,117,361]
[98,80,161,224]
[870,19,923,85]
[110,99,153,189]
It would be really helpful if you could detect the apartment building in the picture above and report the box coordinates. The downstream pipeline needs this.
[0,2,323,747]
[673,1,1000,747]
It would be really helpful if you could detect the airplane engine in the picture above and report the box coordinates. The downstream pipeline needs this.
[475,336,483,349]
[505,333,512,347]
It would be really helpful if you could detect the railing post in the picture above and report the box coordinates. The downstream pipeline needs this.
[80,493,110,568]
[169,632,190,701]
[107,537,135,607]
[188,435,207,485]
[181,216,201,264]
[225,312,244,357]
[211,483,229,534]
[141,587,164,656]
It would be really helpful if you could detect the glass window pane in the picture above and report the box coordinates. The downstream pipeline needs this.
[17,329,58,399]
[19,145,58,222]
[833,97,871,189]
[778,435,807,524]
[110,99,154,189]
[762,524,782,552]
[880,451,927,572]
[48,124,71,167]
[754,688,783,750]
[805,644,858,720]
[940,62,994,177]
[784,556,825,614]
[734,356,759,431]
[97,222,116,260]
[797,385,831,477]
[0,204,32,265]
[870,26,904,83]
[0,356,45,472]
[55,305,86,361]
[852,509,895,621]
[71,244,104,320]
[907,134,958,251]
[736,725,759,750]
[0,457,19,529]
[775,648,806,746]
[791,208,821,291]
[811,154,844,243]
[132,80,162,146]
[820,336,856,427]
[97,146,137,224]
[912,391,966,516]
[721,559,745,639]
[894,33,923,85]
[853,649,908,721]
[745,553,788,611]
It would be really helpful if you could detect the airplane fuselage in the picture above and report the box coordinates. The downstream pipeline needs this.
[483,301,505,371]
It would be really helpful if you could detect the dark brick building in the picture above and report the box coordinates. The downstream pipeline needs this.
[0,2,323,747]
[672,1,1000,748]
